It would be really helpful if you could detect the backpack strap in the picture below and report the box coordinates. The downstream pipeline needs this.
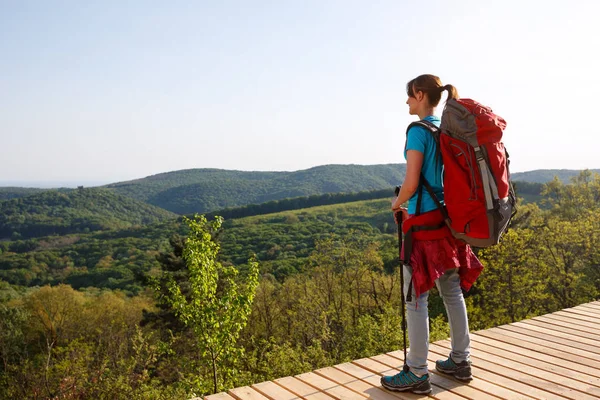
[420,174,449,220]
[406,119,440,134]
[405,120,441,153]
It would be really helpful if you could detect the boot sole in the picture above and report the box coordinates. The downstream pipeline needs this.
[436,367,473,381]
[381,382,432,394]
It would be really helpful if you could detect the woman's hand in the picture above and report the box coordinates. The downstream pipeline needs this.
[392,206,408,224]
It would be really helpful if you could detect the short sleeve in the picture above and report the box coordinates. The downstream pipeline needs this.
[405,126,428,154]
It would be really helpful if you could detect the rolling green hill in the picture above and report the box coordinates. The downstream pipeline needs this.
[511,169,600,183]
[106,164,406,214]
[0,188,177,240]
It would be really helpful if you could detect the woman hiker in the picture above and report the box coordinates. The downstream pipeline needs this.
[380,74,484,394]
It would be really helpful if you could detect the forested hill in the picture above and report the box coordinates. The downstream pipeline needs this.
[0,187,47,200]
[511,169,600,183]
[105,164,407,214]
[0,188,177,240]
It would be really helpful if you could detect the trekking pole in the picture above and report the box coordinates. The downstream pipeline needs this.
[396,211,408,364]
[394,186,408,365]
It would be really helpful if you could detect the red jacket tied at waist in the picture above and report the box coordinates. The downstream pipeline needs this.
[400,209,484,299]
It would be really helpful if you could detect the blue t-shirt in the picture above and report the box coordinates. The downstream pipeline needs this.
[404,115,444,215]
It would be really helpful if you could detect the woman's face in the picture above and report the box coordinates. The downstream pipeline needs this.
[406,86,424,115]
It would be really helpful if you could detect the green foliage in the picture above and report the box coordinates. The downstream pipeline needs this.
[219,199,396,280]
[163,215,259,395]
[0,285,188,399]
[475,228,550,327]
[0,221,183,293]
[512,181,544,204]
[0,187,177,240]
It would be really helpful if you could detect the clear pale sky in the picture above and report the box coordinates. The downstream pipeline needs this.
[2,1,599,186]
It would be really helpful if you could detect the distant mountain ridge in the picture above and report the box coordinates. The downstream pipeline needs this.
[105,164,407,214]
[510,169,600,183]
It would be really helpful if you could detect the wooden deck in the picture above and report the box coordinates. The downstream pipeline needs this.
[204,301,600,400]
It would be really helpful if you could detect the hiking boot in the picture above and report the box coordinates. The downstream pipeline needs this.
[380,365,432,394]
[435,355,473,381]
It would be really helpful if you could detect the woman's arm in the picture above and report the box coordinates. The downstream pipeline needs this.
[392,149,424,212]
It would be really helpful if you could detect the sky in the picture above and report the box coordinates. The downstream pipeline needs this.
[2,0,599,186]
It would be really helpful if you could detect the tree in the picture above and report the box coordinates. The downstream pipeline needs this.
[164,215,259,395]
[541,170,600,218]
[538,216,598,309]
[20,285,86,398]
[475,228,550,327]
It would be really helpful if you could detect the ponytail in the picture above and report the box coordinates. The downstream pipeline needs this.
[442,84,459,101]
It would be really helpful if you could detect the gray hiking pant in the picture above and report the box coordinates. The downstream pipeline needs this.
[403,265,471,376]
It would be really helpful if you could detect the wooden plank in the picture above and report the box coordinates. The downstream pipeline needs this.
[521,318,600,341]
[252,380,301,400]
[475,328,600,371]
[228,386,270,400]
[423,346,558,400]
[274,376,334,400]
[534,314,600,334]
[427,343,567,400]
[511,321,600,347]
[539,313,600,331]
[577,303,600,311]
[553,309,600,324]
[562,308,600,320]
[370,353,498,400]
[204,393,237,400]
[435,340,599,400]
[333,362,425,400]
[499,324,600,356]
[351,358,462,400]
[491,325,600,364]
[384,350,534,400]
[296,371,362,399]
[574,304,600,314]
[315,366,402,400]
[468,336,600,391]
[564,303,594,310]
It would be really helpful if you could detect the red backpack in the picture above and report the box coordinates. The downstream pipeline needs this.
[410,98,516,248]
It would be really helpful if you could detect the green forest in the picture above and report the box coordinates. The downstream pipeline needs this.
[0,172,598,399]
